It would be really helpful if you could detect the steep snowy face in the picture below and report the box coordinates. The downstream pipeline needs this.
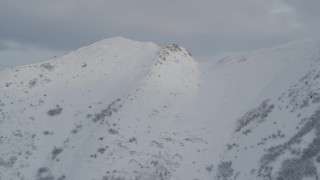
[0,37,207,180]
[213,39,320,180]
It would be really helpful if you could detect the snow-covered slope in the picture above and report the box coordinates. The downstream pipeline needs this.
[1,37,320,180]
[0,37,206,180]
[211,38,320,180]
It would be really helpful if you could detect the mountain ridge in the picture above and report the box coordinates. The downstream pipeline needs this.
[1,37,320,179]
[213,38,320,180]
[0,37,204,180]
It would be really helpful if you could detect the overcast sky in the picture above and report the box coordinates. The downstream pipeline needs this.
[0,0,319,68]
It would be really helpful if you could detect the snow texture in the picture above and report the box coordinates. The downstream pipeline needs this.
[1,37,320,180]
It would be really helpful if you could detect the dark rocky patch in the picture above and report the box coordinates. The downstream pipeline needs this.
[92,99,122,122]
[36,167,54,180]
[97,147,106,154]
[0,156,17,168]
[40,63,55,71]
[29,78,38,88]
[108,128,119,135]
[217,161,234,180]
[47,106,63,116]
[52,147,63,160]
[236,99,274,132]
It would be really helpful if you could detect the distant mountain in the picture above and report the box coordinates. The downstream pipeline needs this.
[1,37,320,180]
[213,38,320,180]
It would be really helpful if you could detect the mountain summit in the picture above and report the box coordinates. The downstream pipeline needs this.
[0,37,202,180]
[1,37,320,180]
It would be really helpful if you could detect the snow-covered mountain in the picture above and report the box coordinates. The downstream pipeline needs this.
[212,39,320,180]
[1,37,320,180]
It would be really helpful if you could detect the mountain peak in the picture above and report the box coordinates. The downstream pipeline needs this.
[98,36,150,45]
[70,36,159,56]
[156,43,192,65]
[164,43,192,57]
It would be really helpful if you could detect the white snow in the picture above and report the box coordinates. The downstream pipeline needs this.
[1,37,320,180]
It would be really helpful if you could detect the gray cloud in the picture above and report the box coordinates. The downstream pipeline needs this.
[0,43,9,51]
[284,0,320,36]
[0,0,317,59]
